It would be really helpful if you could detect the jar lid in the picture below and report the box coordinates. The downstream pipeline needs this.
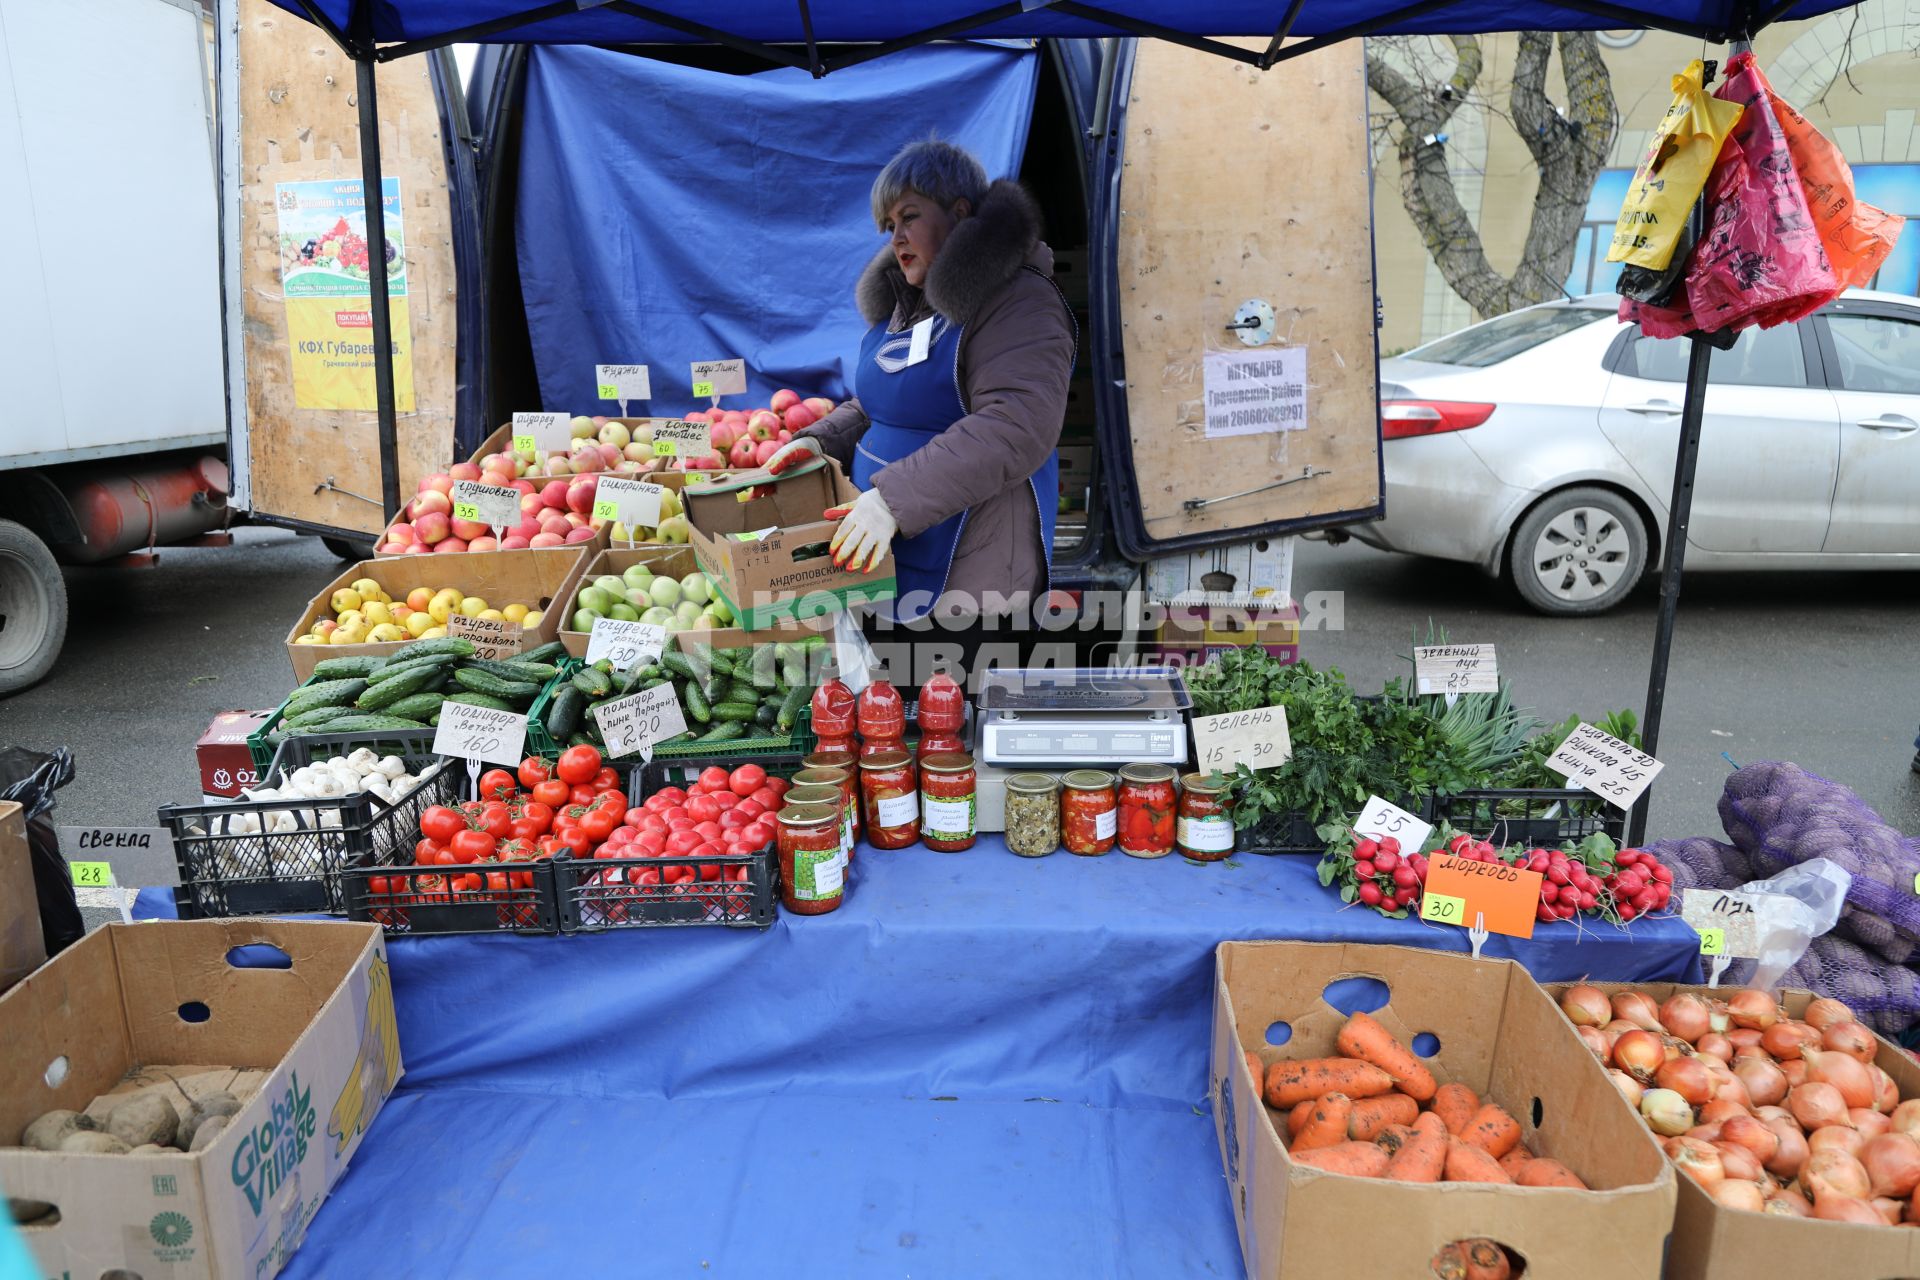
[791,766,849,786]
[1181,771,1232,794]
[1118,763,1177,785]
[783,785,841,806]
[777,803,839,826]
[803,751,856,769]
[859,749,913,770]
[920,751,974,774]
[1005,772,1060,795]
[1061,769,1116,791]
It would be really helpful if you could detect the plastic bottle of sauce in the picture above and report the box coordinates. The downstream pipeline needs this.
[857,679,906,759]
[811,678,857,755]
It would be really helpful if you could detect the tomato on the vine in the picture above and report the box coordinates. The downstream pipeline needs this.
[518,757,552,790]
[421,806,466,845]
[478,769,517,802]
[450,829,497,863]
[508,816,544,843]
[414,838,446,865]
[556,745,603,786]
[579,808,618,843]
[520,801,554,833]
[569,784,598,808]
[532,779,571,808]
[473,803,513,840]
[592,766,621,791]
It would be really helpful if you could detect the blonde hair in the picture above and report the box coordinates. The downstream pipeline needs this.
[870,138,987,230]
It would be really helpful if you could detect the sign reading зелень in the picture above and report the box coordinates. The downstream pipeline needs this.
[1190,706,1291,774]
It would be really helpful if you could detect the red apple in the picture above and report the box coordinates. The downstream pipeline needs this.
[520,492,546,518]
[783,403,817,432]
[467,535,499,553]
[776,429,793,444]
[597,443,622,468]
[412,490,452,520]
[500,534,531,550]
[480,468,513,488]
[449,461,483,483]
[539,514,571,538]
[562,512,587,528]
[414,511,451,545]
[752,438,782,467]
[379,542,408,555]
[563,526,598,544]
[539,480,570,510]
[422,473,455,497]
[802,396,834,420]
[729,438,758,468]
[402,543,429,555]
[566,476,599,515]
[770,389,800,414]
[450,517,488,542]
[510,478,536,496]
[747,409,781,440]
[529,531,565,548]
[569,447,604,475]
[710,423,739,452]
[386,522,418,545]
[433,537,468,554]
[723,411,748,428]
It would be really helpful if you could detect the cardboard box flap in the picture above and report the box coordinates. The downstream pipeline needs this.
[0,928,134,1140]
[682,459,841,539]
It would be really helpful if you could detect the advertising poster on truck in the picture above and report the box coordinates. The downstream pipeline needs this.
[273,177,414,412]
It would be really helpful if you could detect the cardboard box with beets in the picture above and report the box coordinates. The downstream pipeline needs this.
[1213,942,1674,1280]
[283,547,591,681]
[1,920,402,1280]
[1546,979,1920,1280]
[558,545,829,658]
[681,458,895,630]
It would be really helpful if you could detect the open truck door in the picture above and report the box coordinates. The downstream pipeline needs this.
[1093,37,1382,563]
[218,0,463,549]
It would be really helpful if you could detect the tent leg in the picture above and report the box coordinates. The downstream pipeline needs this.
[356,55,402,521]
[1627,334,1712,847]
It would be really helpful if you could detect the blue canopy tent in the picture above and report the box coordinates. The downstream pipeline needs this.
[269,0,1863,844]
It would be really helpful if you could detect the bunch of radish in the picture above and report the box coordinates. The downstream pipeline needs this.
[1560,984,1917,1225]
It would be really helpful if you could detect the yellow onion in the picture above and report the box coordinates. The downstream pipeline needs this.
[1812,1191,1884,1225]
[1665,1136,1726,1190]
[1764,1189,1812,1217]
[1728,989,1780,1031]
[1640,1087,1694,1137]
[1726,1028,1764,1051]
[1871,1065,1899,1115]
[1734,1056,1788,1108]
[1809,1125,1865,1158]
[1764,1117,1810,1180]
[1853,1109,1892,1140]
[1802,1148,1872,1202]
[1608,1070,1644,1108]
[1720,1115,1780,1166]
[1700,1098,1749,1126]
[1712,1180,1767,1212]
[1575,1026,1609,1060]
[1860,1133,1920,1199]
[1803,1047,1877,1110]
[1696,1033,1734,1063]
[1707,999,1731,1035]
[1614,1029,1666,1086]
[1561,984,1612,1027]
[1889,1099,1920,1138]
[1761,1021,1816,1061]
[1656,1056,1713,1106]
[1871,1197,1905,1226]
[1713,1141,1766,1183]
[1755,1105,1793,1125]
[1824,1020,1877,1063]
[1660,994,1712,1044]
[1803,996,1855,1032]
[1782,1059,1808,1088]
[1613,991,1664,1032]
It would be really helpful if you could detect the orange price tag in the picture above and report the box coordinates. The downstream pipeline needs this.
[1422,853,1544,940]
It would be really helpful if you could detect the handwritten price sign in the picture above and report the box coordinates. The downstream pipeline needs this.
[432,702,527,768]
[1190,706,1291,774]
[584,618,666,672]
[1421,853,1544,940]
[1413,644,1498,696]
[1544,723,1665,809]
[1679,887,1785,959]
[594,363,651,402]
[449,480,520,529]
[448,613,525,662]
[1352,795,1433,854]
[594,683,687,762]
[511,411,571,456]
[591,477,665,529]
[689,358,746,400]
[651,421,711,459]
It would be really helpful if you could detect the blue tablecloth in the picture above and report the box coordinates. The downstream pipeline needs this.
[132,840,1702,1277]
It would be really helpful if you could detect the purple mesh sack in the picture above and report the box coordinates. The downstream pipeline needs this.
[1781,933,1920,1039]
[1647,836,1751,893]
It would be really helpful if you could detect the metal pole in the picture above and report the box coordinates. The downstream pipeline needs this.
[355,55,403,521]
[1627,334,1712,846]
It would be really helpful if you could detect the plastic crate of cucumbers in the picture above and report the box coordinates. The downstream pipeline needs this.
[532,636,820,761]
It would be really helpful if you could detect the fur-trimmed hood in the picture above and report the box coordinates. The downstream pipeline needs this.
[855,179,1052,328]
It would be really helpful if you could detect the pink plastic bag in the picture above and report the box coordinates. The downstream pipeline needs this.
[1766,87,1906,291]
[1684,53,1838,334]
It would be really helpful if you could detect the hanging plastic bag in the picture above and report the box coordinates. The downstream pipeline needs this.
[1764,86,1906,290]
[1730,858,1853,990]
[1608,60,1744,272]
[1686,52,1839,333]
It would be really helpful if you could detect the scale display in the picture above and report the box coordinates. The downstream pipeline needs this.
[976,669,1191,766]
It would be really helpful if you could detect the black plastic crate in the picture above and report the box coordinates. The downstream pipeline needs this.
[1233,795,1433,856]
[340,856,559,937]
[1429,787,1626,849]
[162,754,462,918]
[553,843,777,931]
[264,725,440,780]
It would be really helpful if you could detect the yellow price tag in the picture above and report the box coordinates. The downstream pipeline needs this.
[596,384,618,400]
[1698,927,1725,956]
[592,498,619,521]
[512,433,536,454]
[453,502,480,521]
[692,380,716,398]
[70,861,113,887]
[653,439,678,457]
[1419,891,1466,925]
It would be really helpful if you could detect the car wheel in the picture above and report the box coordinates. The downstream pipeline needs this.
[0,519,68,696]
[1506,487,1647,616]
[321,536,379,562]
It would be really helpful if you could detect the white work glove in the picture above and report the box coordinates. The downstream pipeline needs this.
[763,435,823,475]
[825,486,897,575]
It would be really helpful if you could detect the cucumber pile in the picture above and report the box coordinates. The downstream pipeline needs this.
[264,637,569,753]
[543,638,822,755]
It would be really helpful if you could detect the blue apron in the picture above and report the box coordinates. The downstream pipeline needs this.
[851,309,1058,620]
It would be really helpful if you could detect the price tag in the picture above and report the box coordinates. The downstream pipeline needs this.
[1413,644,1498,696]
[595,363,651,403]
[593,683,687,763]
[1352,795,1433,854]
[1697,927,1726,956]
[1421,853,1544,940]
[591,476,665,529]
[448,613,525,661]
[512,411,572,456]
[432,701,527,768]
[1679,887,1791,959]
[1190,706,1291,774]
[1544,722,1665,810]
[449,480,521,530]
[584,618,666,672]
[1419,892,1465,925]
[69,861,115,887]
[689,359,746,399]
[651,421,711,459]
[58,826,168,861]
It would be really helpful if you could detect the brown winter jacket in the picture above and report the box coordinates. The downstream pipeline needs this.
[801,179,1076,609]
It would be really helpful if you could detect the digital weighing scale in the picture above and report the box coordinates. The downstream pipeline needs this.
[975,668,1191,767]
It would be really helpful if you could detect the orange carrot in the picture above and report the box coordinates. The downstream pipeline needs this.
[1292,1092,1353,1152]
[1346,1092,1419,1141]
[1336,1011,1437,1102]
[1461,1103,1522,1158]
[1286,1098,1317,1140]
[1516,1157,1589,1189]
[1430,1243,1469,1280]
[1445,1139,1513,1184]
[1244,1050,1263,1084]
[1385,1112,1448,1182]
[1264,1057,1396,1108]
[1496,1146,1534,1179]
[1290,1140,1389,1178]
[1462,1239,1514,1280]
[1374,1123,1415,1156]
[1431,1082,1480,1136]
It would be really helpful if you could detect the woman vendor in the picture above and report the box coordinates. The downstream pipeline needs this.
[765,139,1077,624]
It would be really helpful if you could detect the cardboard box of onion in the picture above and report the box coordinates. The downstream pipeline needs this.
[1545,980,1920,1280]
[1212,942,1675,1280]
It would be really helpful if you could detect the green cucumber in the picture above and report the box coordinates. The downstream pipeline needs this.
[310,714,430,734]
[754,703,780,729]
[520,640,568,665]
[775,684,809,733]
[389,636,476,662]
[309,655,386,680]
[748,646,779,692]
[681,679,711,724]
[454,668,543,703]
[709,701,760,724]
[283,705,359,730]
[570,666,614,699]
[366,653,455,684]
[546,686,586,740]
[285,678,370,716]
[445,691,517,713]
[660,651,701,682]
[694,721,747,743]
[469,657,561,683]
[357,662,445,709]
[385,691,450,721]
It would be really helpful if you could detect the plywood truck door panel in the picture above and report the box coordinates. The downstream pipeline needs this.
[230,0,455,535]
[1111,38,1381,553]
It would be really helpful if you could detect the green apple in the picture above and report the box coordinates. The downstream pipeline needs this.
[707,594,734,625]
[679,572,711,605]
[696,609,730,630]
[625,587,654,610]
[674,601,704,625]
[657,515,690,544]
[593,575,625,597]
[663,617,690,633]
[570,415,596,441]
[622,564,655,591]
[571,608,599,632]
[577,586,614,616]
[640,606,674,626]
[647,577,683,608]
[609,603,640,622]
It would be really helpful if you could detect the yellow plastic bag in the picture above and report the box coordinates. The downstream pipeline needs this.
[1607,60,1744,271]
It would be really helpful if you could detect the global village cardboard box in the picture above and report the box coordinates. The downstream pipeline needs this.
[0,801,44,994]
[0,919,402,1280]
[681,457,895,630]
[282,545,592,681]
[1547,979,1920,1280]
[1213,941,1674,1280]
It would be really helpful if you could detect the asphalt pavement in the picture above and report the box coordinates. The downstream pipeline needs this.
[3,526,1917,911]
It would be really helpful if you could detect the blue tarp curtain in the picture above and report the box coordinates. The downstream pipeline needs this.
[514,43,1038,416]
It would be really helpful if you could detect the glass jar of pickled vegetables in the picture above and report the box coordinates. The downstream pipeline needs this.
[918,752,976,852]
[915,729,966,761]
[784,784,847,870]
[1060,770,1118,856]
[857,679,906,758]
[1003,773,1060,857]
[792,764,858,849]
[777,803,844,914]
[858,749,919,850]
[1116,763,1178,858]
[1177,773,1236,861]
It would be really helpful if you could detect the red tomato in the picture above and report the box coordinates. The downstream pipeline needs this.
[666,830,703,856]
[478,769,517,802]
[551,822,586,855]
[517,756,552,789]
[691,842,723,860]
[698,767,731,792]
[625,807,649,828]
[652,786,688,807]
[637,830,669,856]
[592,789,627,814]
[413,872,447,895]
[763,777,790,800]
[699,863,722,882]
[718,808,751,830]
[635,867,662,887]
[737,822,774,849]
[368,875,391,896]
[566,784,595,808]
[728,763,767,796]
[666,815,696,833]
[536,836,568,859]
[580,808,619,843]
[519,801,554,833]
[592,766,622,790]
[748,786,780,810]
[508,817,544,842]
[414,838,444,864]
[485,871,510,893]
[532,779,571,808]
[686,793,722,824]
[665,865,695,885]
[510,870,534,890]
[474,804,513,840]
[726,866,749,883]
[694,820,724,843]
[498,838,534,860]
[732,798,765,820]
[420,805,466,845]
[708,790,739,811]
[450,829,496,863]
[635,811,668,834]
[433,848,459,866]
[556,744,603,785]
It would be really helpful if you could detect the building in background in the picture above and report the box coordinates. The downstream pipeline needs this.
[1374,5,1920,353]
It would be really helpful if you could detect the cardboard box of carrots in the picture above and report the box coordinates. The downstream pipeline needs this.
[1211,942,1676,1280]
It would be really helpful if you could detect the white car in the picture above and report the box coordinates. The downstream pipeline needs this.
[1345,291,1920,614]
